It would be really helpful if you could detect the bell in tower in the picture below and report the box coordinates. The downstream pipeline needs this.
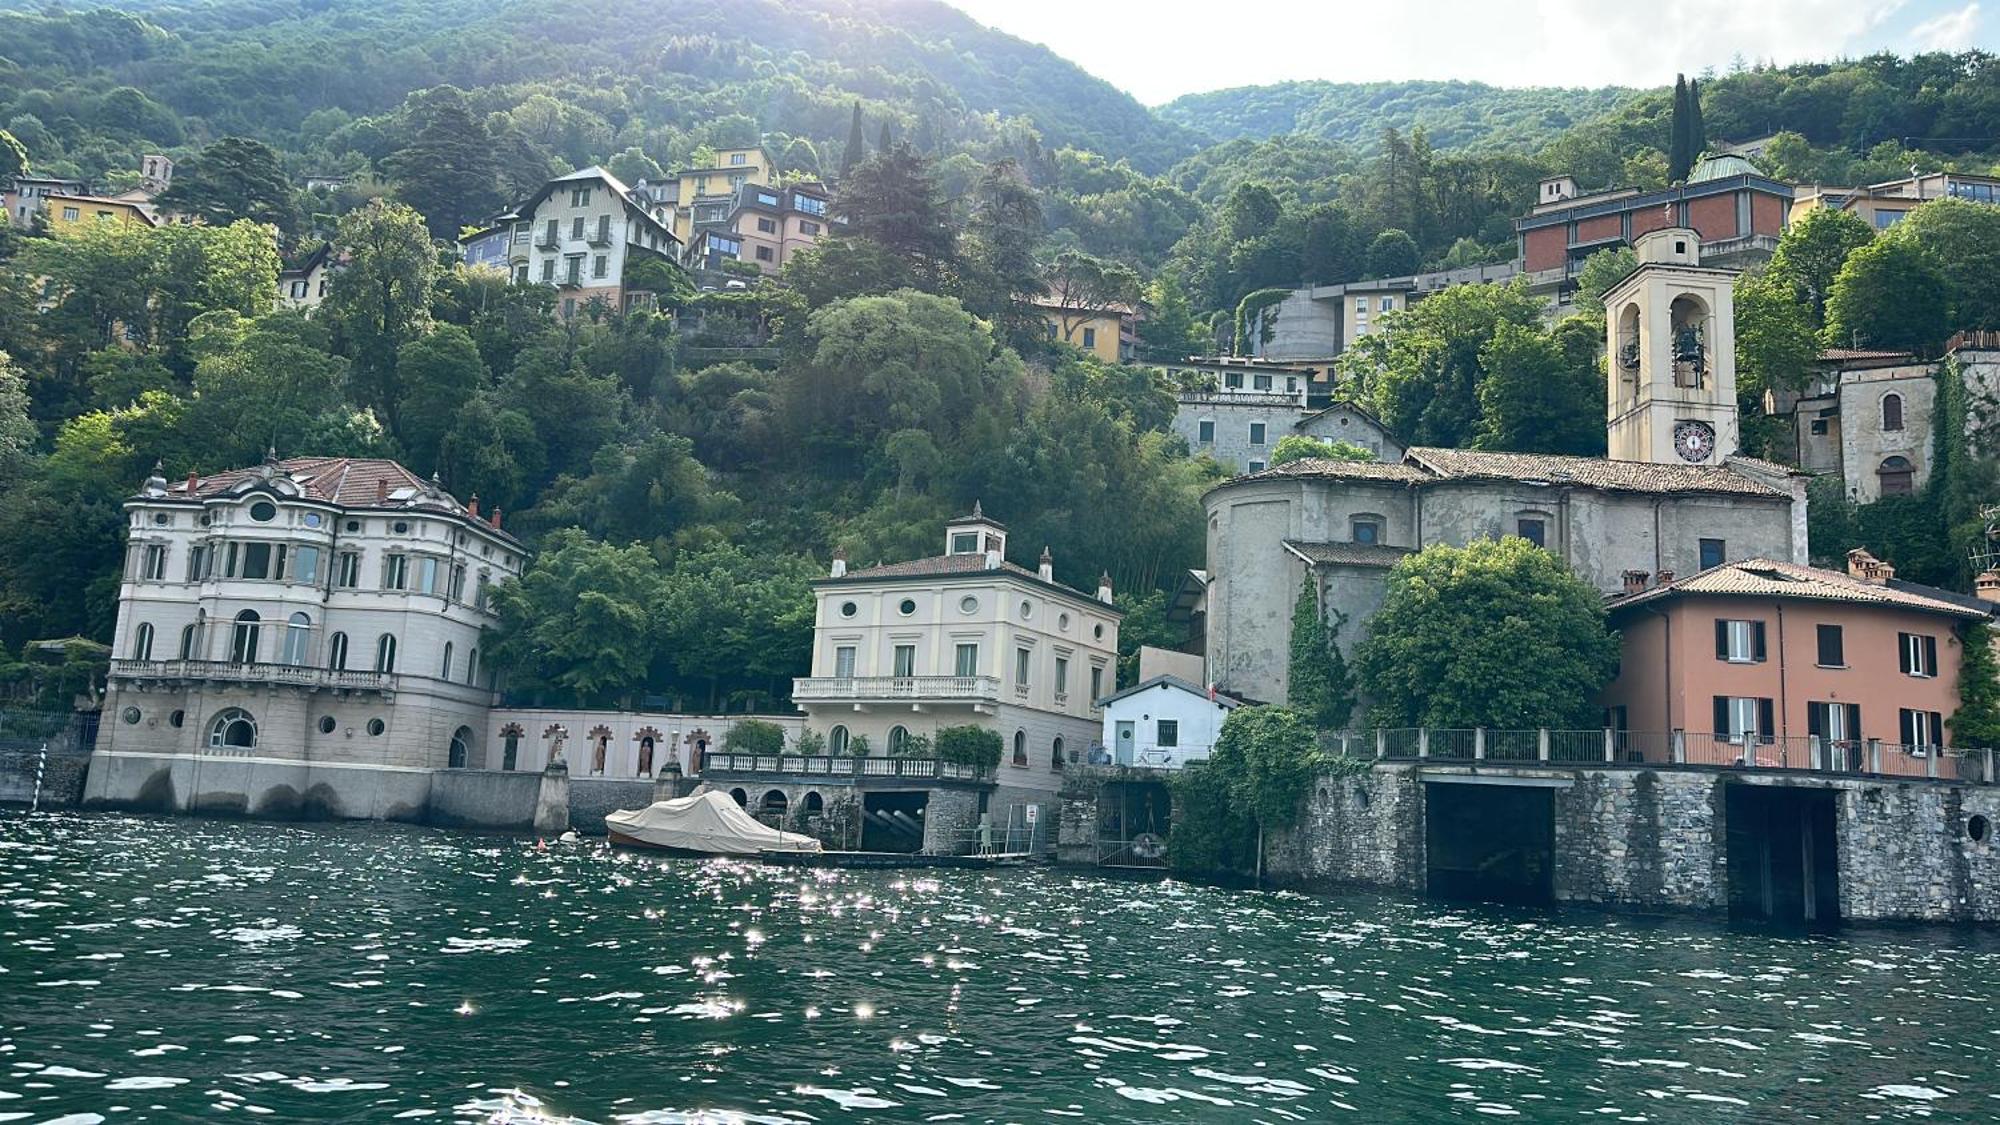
[1602,227,1740,466]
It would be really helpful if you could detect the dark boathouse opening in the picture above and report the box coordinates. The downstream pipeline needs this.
[1424,780,1556,905]
[860,791,927,853]
[1725,783,1839,925]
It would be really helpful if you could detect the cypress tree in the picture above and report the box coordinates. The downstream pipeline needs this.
[1687,78,1707,166]
[839,101,864,179]
[1668,74,1691,183]
[877,120,894,152]
[1287,578,1354,729]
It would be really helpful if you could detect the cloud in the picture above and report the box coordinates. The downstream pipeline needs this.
[1909,1,1981,49]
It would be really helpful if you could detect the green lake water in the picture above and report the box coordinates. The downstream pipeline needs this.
[3,811,1999,1122]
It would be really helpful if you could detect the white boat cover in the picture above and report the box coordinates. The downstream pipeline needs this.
[605,791,823,855]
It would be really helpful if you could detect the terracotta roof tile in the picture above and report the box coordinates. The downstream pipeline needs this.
[1609,558,1992,620]
[149,457,515,540]
[1283,540,1414,569]
[1238,458,1430,484]
[1407,447,1786,497]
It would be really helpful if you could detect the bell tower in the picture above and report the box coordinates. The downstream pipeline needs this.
[1602,227,1740,465]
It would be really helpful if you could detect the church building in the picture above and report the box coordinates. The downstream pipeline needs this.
[1201,230,1809,705]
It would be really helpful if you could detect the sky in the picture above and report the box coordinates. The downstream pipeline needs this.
[942,0,1993,104]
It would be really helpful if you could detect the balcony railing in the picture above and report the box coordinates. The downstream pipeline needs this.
[1324,727,1998,784]
[790,675,1001,704]
[111,658,395,693]
[703,753,990,782]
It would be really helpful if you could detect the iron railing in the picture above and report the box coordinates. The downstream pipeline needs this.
[110,658,395,693]
[789,675,1001,703]
[702,753,991,783]
[1323,727,1999,784]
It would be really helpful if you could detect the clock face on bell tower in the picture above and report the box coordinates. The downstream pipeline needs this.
[1673,419,1717,462]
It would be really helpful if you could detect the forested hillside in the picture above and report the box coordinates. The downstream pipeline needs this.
[1158,80,1635,153]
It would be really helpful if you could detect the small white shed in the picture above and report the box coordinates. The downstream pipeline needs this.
[1092,675,1240,769]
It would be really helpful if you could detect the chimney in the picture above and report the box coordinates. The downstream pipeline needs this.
[1847,547,1894,585]
[1097,571,1114,606]
[185,470,199,495]
[375,478,389,504]
[1621,569,1649,595]
[1038,546,1053,583]
[1654,570,1675,587]
[830,546,848,579]
[467,494,480,519]
[489,507,502,529]
[1977,570,2000,605]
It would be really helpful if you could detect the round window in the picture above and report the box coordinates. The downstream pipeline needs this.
[393,521,410,535]
[959,595,979,614]
[151,512,170,525]
[1972,814,1991,844]
[1058,613,1071,631]
[248,501,277,522]
[899,598,917,616]
[168,709,184,728]
[121,706,141,725]
[366,718,386,737]
[303,512,323,529]
[1019,600,1033,621]
[345,520,361,533]
[317,715,337,735]
[199,515,211,527]
[840,601,858,618]
[1093,623,1105,640]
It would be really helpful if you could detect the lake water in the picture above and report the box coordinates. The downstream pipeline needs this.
[4,812,1999,1122]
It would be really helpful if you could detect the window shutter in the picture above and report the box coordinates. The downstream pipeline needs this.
[1753,621,1767,661]
[1924,635,1939,676]
[1715,620,1729,660]
[1846,704,1861,741]
[1757,698,1775,744]
[1899,634,1913,674]
[1900,708,1915,747]
[1713,696,1729,737]
[1807,703,1823,738]
[1932,711,1945,747]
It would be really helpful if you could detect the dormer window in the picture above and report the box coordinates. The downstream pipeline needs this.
[951,532,979,555]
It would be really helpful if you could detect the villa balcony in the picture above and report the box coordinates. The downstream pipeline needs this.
[111,658,396,694]
[703,753,991,785]
[791,674,1001,708]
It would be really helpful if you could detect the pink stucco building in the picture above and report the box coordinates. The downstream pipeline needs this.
[1600,551,1995,777]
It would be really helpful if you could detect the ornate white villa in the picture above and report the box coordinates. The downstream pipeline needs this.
[86,456,528,818]
[795,507,1122,813]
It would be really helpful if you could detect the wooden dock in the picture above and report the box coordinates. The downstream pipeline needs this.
[758,849,1032,870]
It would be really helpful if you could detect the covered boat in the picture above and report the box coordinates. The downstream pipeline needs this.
[604,791,822,856]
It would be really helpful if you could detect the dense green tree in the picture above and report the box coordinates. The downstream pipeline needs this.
[0,130,26,184]
[1889,198,2000,332]
[486,528,665,708]
[323,200,438,440]
[839,101,865,179]
[0,350,34,492]
[1041,249,1141,347]
[1824,238,1950,354]
[1339,279,1546,448]
[1363,228,1419,278]
[1170,705,1330,877]
[1572,245,1638,314]
[959,159,1045,342]
[1473,320,1603,455]
[1733,270,1820,403]
[528,431,738,555]
[1136,275,1207,361]
[393,325,487,474]
[1955,622,2000,750]
[722,719,786,755]
[1270,435,1374,466]
[605,146,664,186]
[837,139,957,283]
[155,137,299,235]
[656,542,818,711]
[1768,208,1874,329]
[1354,538,1620,728]
[381,86,503,240]
[1287,579,1353,729]
[181,311,378,467]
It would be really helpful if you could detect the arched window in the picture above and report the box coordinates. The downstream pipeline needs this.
[179,621,199,661]
[1012,729,1028,766]
[448,725,473,769]
[281,612,311,666]
[374,633,397,673]
[803,791,825,815]
[829,725,850,755]
[441,641,454,680]
[729,787,748,807]
[761,789,789,816]
[1052,736,1065,771]
[230,610,261,664]
[1879,455,1916,496]
[132,622,154,662]
[327,632,348,671]
[466,648,479,686]
[500,723,523,771]
[889,725,909,755]
[208,707,257,749]
[1882,392,1905,432]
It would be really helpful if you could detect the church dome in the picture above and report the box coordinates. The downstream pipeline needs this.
[1687,153,1763,183]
